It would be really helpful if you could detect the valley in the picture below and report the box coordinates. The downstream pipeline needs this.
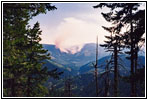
[42,43,145,97]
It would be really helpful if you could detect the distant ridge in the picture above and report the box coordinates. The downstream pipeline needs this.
[42,43,108,68]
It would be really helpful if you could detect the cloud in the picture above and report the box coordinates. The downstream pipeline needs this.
[53,17,107,54]
[28,3,111,54]
[29,3,145,55]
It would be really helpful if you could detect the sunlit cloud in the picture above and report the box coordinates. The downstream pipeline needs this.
[53,17,107,54]
[29,3,110,54]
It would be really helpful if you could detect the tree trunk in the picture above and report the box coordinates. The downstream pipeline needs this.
[95,65,99,96]
[130,8,135,97]
[114,43,118,97]
[134,44,138,96]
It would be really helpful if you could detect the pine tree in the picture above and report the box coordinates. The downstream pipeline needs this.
[3,3,30,96]
[25,22,51,96]
[94,3,145,96]
[93,3,125,97]
[123,9,145,96]
[100,27,123,97]
[3,3,62,97]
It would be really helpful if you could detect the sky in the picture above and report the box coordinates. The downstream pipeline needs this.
[29,3,145,54]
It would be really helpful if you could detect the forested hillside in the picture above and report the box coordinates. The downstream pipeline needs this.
[3,2,145,97]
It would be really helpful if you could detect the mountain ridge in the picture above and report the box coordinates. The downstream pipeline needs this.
[42,43,108,68]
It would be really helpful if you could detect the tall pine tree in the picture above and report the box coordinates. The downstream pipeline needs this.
[99,26,123,96]
[94,3,145,96]
[3,3,62,97]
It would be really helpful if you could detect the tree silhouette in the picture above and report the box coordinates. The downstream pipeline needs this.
[100,27,123,96]
[94,3,145,96]
[92,36,99,96]
[99,54,113,96]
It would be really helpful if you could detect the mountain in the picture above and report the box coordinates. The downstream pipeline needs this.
[48,67,145,97]
[43,60,77,77]
[79,55,145,75]
[42,44,145,76]
[42,43,108,68]
[42,44,145,97]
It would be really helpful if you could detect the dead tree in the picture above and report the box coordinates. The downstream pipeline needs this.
[93,36,99,97]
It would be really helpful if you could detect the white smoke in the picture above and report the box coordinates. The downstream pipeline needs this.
[53,17,106,54]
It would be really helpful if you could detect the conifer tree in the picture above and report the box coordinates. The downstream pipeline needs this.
[100,27,123,97]
[94,3,145,96]
[3,3,62,97]
[25,22,51,96]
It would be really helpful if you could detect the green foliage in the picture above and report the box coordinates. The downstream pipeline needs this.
[3,3,61,97]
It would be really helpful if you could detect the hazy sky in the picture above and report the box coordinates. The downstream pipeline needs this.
[29,3,145,54]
